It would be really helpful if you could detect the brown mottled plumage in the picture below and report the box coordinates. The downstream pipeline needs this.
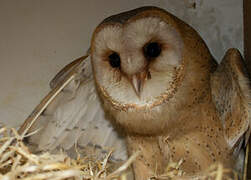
[19,6,250,179]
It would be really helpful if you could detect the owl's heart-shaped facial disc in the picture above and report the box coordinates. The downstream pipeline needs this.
[91,16,184,109]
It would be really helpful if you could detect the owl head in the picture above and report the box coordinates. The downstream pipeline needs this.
[90,6,215,135]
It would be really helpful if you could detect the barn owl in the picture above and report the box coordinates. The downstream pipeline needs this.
[19,6,250,179]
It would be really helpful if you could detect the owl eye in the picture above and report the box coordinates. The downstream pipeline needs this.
[108,52,121,68]
[144,42,162,59]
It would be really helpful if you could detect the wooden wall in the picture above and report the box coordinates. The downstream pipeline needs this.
[244,0,251,71]
[243,0,251,178]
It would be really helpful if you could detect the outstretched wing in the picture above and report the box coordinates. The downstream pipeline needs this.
[18,55,127,160]
[210,48,251,151]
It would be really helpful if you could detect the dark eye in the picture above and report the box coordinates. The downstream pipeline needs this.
[144,42,161,58]
[108,52,121,68]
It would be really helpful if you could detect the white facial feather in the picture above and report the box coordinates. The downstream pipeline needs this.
[92,17,184,107]
[123,17,183,70]
[93,25,123,57]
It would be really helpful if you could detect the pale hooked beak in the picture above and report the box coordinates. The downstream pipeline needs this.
[130,71,149,97]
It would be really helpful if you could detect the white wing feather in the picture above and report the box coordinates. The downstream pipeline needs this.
[21,56,127,160]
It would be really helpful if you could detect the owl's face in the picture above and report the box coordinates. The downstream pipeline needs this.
[90,7,212,134]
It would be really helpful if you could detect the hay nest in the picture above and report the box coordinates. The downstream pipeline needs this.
[0,126,238,180]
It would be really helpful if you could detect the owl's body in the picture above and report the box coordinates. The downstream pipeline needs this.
[19,7,250,179]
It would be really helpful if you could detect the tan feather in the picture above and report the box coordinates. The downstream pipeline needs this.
[211,48,251,150]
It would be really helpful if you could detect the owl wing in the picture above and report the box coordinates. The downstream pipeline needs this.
[210,48,251,151]
[18,55,127,160]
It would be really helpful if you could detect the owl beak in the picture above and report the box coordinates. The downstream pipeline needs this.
[132,75,142,97]
[131,71,148,97]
